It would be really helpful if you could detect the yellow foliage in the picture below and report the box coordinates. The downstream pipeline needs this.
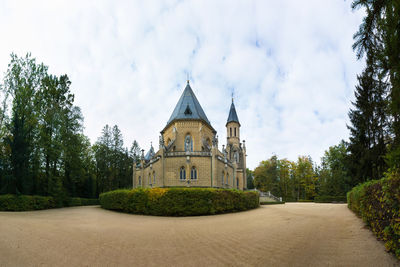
[148,188,168,201]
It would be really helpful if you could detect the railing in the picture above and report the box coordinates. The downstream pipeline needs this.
[256,190,282,202]
[166,151,212,157]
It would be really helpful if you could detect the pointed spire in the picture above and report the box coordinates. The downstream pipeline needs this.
[227,100,240,126]
[165,81,211,127]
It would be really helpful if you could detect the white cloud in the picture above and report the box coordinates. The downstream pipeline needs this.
[0,0,365,169]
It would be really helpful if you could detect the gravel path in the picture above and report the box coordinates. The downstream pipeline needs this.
[0,203,398,266]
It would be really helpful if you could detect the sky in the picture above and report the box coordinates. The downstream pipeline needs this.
[0,0,365,169]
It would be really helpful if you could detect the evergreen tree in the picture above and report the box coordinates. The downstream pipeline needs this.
[352,0,400,168]
[347,55,388,184]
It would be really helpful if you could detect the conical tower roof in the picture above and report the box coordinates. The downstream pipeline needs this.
[226,100,240,126]
[164,81,213,130]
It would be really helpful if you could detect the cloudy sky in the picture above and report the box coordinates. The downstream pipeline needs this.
[0,0,365,169]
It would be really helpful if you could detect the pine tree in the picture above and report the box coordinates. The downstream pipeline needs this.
[352,0,400,168]
[347,54,388,184]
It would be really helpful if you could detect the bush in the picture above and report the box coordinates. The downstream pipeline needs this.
[65,197,99,207]
[347,172,400,259]
[297,199,314,202]
[314,195,347,203]
[260,201,285,205]
[99,188,259,216]
[0,194,55,211]
[0,195,99,211]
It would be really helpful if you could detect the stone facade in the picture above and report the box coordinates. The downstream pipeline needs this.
[133,81,246,190]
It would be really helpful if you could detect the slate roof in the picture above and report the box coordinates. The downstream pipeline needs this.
[144,144,155,161]
[227,100,240,125]
[165,81,212,128]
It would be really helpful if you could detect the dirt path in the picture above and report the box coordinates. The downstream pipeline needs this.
[0,203,398,266]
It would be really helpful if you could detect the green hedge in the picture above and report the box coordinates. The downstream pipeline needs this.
[260,201,285,205]
[99,188,259,216]
[314,195,347,203]
[64,197,99,207]
[347,172,400,259]
[0,195,98,211]
[0,195,56,211]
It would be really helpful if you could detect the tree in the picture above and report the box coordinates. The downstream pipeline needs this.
[94,124,133,193]
[294,156,317,200]
[246,168,254,189]
[130,140,141,167]
[318,141,351,197]
[347,54,388,184]
[253,155,279,195]
[352,0,400,168]
[3,53,47,194]
[277,159,293,201]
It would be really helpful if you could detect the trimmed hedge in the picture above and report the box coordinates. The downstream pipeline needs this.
[0,194,99,211]
[314,195,347,203]
[99,188,259,216]
[64,197,99,207]
[347,172,400,259]
[260,201,285,205]
[0,194,56,211]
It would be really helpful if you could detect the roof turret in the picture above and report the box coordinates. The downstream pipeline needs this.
[164,81,213,130]
[226,99,240,126]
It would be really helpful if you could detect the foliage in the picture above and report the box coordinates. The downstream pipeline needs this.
[314,195,347,203]
[318,141,352,197]
[347,54,388,185]
[259,201,285,205]
[351,0,400,169]
[99,188,259,216]
[246,168,254,189]
[0,53,98,199]
[347,171,400,259]
[93,125,134,194]
[0,53,140,202]
[0,194,55,211]
[253,155,318,201]
[0,194,97,211]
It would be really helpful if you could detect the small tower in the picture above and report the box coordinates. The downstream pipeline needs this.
[226,98,246,189]
[226,99,241,150]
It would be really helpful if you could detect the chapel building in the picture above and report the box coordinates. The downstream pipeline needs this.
[133,81,247,190]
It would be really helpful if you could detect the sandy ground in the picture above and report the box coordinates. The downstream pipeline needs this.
[0,203,398,267]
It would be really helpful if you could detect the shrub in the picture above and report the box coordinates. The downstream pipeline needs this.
[347,172,400,259]
[0,195,55,211]
[0,195,99,211]
[314,195,347,203]
[260,201,285,205]
[65,197,99,207]
[99,188,259,216]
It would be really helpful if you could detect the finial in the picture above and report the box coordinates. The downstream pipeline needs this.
[187,73,190,84]
[231,92,234,103]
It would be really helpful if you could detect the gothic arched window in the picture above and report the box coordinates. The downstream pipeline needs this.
[148,173,152,185]
[226,173,229,185]
[236,178,239,189]
[180,167,186,180]
[153,172,156,184]
[234,151,239,163]
[191,167,197,180]
[221,171,224,186]
[138,176,141,186]
[185,135,193,152]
